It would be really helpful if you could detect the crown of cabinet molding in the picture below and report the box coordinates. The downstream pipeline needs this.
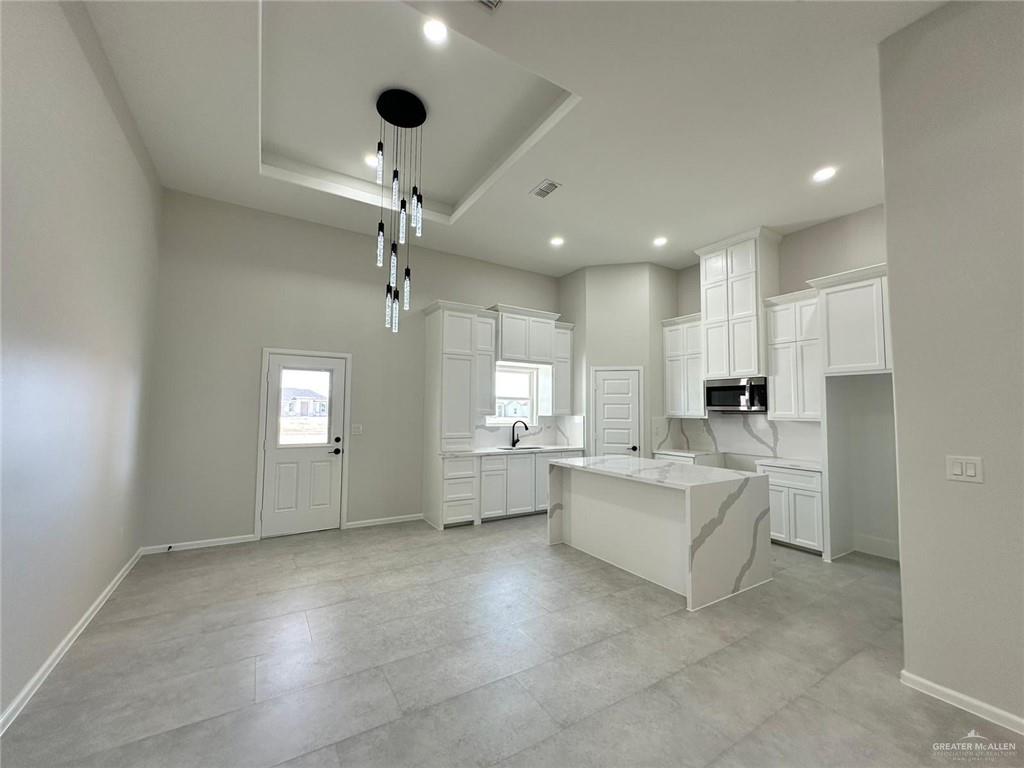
[694,226,781,256]
[806,262,887,289]
[555,320,576,330]
[661,312,701,326]
[488,304,561,321]
[422,300,498,317]
[763,288,818,306]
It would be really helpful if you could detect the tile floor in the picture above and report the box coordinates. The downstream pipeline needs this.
[3,515,1020,767]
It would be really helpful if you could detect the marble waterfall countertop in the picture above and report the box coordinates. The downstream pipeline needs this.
[549,456,758,491]
[441,445,584,457]
[651,449,721,458]
[754,457,823,472]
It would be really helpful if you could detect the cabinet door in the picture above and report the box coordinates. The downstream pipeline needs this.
[683,321,702,354]
[663,325,684,357]
[528,319,554,363]
[553,357,572,415]
[796,299,819,341]
[820,279,886,374]
[704,321,729,378]
[500,314,529,361]
[534,452,556,510]
[766,303,796,344]
[727,273,757,319]
[665,356,684,417]
[728,239,756,277]
[728,317,759,376]
[441,355,474,440]
[480,470,507,519]
[702,282,728,323]
[768,485,789,542]
[790,489,823,550]
[683,354,705,418]
[554,327,572,360]
[768,343,797,419]
[475,350,495,417]
[506,455,536,515]
[701,250,727,284]
[796,339,822,420]
[443,312,475,356]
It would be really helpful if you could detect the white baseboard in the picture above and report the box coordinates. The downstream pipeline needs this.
[852,533,900,561]
[138,533,257,555]
[901,669,1024,736]
[343,513,423,530]
[0,546,143,736]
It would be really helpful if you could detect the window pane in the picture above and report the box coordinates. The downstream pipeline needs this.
[495,369,531,398]
[496,398,531,421]
[279,368,330,445]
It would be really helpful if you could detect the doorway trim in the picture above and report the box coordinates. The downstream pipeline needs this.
[588,365,645,457]
[254,347,353,539]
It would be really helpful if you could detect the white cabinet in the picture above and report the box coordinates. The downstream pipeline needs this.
[474,316,496,417]
[506,454,537,516]
[480,468,507,520]
[443,457,479,525]
[698,228,780,379]
[441,354,474,442]
[766,293,820,421]
[807,266,890,375]
[653,452,724,467]
[663,314,704,418]
[756,461,823,552]
[552,324,573,416]
[493,306,560,365]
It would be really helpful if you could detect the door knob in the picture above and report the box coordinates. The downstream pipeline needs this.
[329,448,341,455]
[631,445,638,452]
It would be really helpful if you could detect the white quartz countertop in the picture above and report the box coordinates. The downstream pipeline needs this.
[550,456,759,490]
[441,445,584,457]
[754,457,823,472]
[652,449,720,458]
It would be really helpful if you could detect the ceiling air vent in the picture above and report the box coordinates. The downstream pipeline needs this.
[530,179,561,199]
[478,0,502,10]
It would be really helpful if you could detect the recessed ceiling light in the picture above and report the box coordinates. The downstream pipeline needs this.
[549,236,564,247]
[363,153,378,168]
[812,166,837,183]
[423,19,448,44]
[653,236,668,247]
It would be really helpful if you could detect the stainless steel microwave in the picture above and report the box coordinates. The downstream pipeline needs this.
[704,377,767,413]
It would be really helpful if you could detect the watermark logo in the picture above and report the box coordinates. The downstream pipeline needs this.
[933,729,1019,762]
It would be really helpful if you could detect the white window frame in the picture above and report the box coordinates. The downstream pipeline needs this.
[487,362,539,425]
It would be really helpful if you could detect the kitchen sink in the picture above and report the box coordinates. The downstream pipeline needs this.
[495,446,542,451]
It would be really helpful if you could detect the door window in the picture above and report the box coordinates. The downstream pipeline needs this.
[278,368,331,445]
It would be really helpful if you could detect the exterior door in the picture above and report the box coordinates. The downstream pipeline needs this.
[262,353,346,537]
[593,369,641,456]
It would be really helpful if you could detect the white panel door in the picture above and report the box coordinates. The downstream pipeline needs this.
[796,339,822,419]
[790,488,823,550]
[701,250,727,284]
[480,470,507,519]
[768,485,789,542]
[728,273,757,319]
[727,239,756,277]
[702,282,728,323]
[683,354,705,418]
[703,321,729,378]
[768,344,797,419]
[262,354,346,537]
[441,354,474,440]
[528,319,554,363]
[500,314,529,361]
[728,317,759,376]
[665,356,684,417]
[593,369,640,456]
[506,454,536,515]
[553,357,572,415]
[821,279,886,373]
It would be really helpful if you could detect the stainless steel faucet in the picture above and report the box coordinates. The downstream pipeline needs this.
[511,420,529,448]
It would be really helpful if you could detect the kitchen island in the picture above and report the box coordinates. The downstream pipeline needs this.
[548,456,771,610]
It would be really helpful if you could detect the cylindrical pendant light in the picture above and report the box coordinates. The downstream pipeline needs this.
[376,222,384,267]
[385,284,393,328]
[403,266,411,310]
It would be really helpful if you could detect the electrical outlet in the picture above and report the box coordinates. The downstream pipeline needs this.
[351,424,364,436]
[946,455,984,483]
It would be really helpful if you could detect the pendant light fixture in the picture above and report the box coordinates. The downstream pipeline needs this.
[373,89,426,335]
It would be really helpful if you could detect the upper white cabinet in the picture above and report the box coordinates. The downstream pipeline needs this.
[765,291,821,421]
[474,316,496,417]
[697,228,780,379]
[492,305,559,365]
[553,323,573,415]
[807,264,890,376]
[662,314,704,418]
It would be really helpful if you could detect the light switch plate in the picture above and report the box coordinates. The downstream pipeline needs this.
[946,455,983,483]
[351,424,364,436]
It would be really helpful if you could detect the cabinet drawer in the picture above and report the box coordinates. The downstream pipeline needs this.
[763,467,821,492]
[443,476,477,502]
[444,500,476,525]
[480,455,507,471]
[443,457,477,479]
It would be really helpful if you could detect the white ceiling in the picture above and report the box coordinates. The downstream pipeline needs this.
[86,1,937,276]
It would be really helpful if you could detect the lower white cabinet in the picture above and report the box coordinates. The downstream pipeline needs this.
[480,469,507,520]
[442,457,479,525]
[757,461,823,552]
[506,454,536,516]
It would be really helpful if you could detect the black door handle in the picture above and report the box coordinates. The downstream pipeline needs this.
[330,448,341,455]
[631,445,638,452]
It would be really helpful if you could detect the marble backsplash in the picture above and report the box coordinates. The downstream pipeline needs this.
[653,414,821,468]
[473,414,584,449]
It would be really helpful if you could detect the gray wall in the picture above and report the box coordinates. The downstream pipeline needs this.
[676,264,701,315]
[1,2,161,710]
[778,205,886,293]
[881,2,1023,719]
[146,191,558,543]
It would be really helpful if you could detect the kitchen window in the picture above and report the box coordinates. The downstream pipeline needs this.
[488,363,538,424]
